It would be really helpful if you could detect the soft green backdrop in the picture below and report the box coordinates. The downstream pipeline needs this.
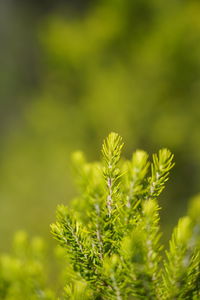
[1,0,200,250]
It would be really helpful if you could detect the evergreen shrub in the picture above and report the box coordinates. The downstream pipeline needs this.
[1,132,200,299]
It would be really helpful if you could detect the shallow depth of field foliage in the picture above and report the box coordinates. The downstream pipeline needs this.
[1,133,200,299]
[1,0,200,275]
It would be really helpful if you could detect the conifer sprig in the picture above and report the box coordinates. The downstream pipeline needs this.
[126,150,150,208]
[148,149,175,198]
[162,217,200,299]
[101,133,124,256]
[102,132,123,218]
[51,205,99,282]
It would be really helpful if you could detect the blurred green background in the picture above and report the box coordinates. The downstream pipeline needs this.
[1,0,200,251]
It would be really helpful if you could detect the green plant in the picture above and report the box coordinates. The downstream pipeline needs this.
[51,132,200,299]
[0,231,54,300]
[0,133,199,299]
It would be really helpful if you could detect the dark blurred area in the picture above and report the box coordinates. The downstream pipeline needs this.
[1,0,200,250]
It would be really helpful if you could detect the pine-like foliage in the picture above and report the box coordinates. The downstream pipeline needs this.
[51,133,200,299]
[0,231,54,300]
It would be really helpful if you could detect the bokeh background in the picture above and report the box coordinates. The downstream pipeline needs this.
[1,0,200,251]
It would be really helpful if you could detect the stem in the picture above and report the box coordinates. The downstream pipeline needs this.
[107,177,113,217]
